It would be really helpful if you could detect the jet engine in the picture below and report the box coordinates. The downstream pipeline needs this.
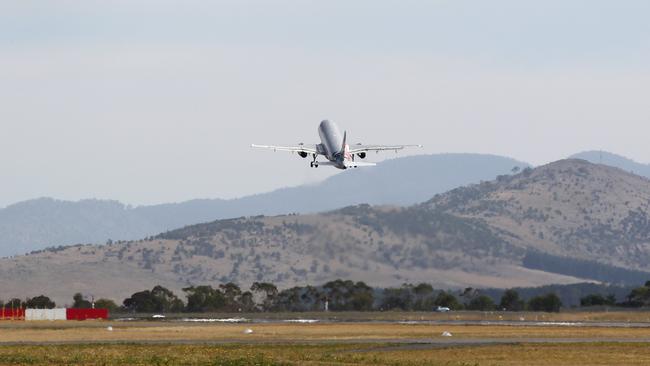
[298,151,308,158]
[357,152,366,159]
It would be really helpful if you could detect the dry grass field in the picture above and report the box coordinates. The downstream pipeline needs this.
[0,342,649,365]
[1,315,650,365]
[1,322,650,343]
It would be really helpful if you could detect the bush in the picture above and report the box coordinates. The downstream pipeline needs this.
[528,293,562,312]
[25,295,55,309]
[467,295,495,311]
[435,291,463,310]
[580,294,615,307]
[499,289,524,311]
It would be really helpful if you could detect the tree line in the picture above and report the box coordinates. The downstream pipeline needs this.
[6,279,650,313]
[116,282,566,313]
[523,250,650,286]
[0,293,120,312]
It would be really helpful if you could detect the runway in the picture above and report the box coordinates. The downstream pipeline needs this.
[2,319,650,365]
[1,319,650,345]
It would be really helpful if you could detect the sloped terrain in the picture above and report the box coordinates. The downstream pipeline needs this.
[2,159,650,304]
[427,159,650,269]
[0,153,527,256]
[571,151,650,178]
[0,207,581,304]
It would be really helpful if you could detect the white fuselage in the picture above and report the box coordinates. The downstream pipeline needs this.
[317,120,349,169]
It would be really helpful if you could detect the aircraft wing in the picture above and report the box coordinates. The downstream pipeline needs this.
[251,144,320,154]
[348,144,423,154]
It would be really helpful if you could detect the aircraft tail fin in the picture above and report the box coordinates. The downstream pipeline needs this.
[342,131,353,160]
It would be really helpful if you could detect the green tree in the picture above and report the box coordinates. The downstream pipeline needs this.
[275,287,303,312]
[183,286,226,312]
[301,286,325,311]
[219,282,242,311]
[349,281,374,311]
[606,294,617,305]
[323,279,354,310]
[122,287,184,313]
[381,285,414,311]
[251,282,278,311]
[499,289,524,311]
[151,285,184,312]
[239,291,256,312]
[467,295,495,311]
[528,293,562,312]
[460,287,478,303]
[580,294,615,307]
[94,298,120,312]
[25,295,55,309]
[123,290,158,313]
[626,282,650,307]
[6,298,23,308]
[319,280,374,311]
[434,291,463,310]
[72,293,92,309]
[412,283,435,311]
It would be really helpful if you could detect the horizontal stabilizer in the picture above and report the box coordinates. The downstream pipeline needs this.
[344,161,376,168]
[251,144,319,153]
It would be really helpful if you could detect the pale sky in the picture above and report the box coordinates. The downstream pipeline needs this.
[1,1,649,208]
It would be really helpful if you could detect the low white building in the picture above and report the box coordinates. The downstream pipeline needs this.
[25,308,67,321]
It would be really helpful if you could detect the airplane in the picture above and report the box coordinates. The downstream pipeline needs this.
[252,120,422,169]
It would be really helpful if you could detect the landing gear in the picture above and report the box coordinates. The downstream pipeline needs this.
[310,154,319,168]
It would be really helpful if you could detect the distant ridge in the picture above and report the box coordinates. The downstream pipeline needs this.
[571,151,650,178]
[2,158,647,303]
[0,153,528,256]
[3,151,647,258]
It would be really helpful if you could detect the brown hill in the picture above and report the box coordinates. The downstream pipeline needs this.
[2,159,648,304]
[427,159,650,270]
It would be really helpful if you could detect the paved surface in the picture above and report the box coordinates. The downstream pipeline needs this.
[393,320,650,328]
[3,318,650,347]
[7,318,650,330]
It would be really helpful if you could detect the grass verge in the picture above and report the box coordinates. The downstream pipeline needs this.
[0,342,648,365]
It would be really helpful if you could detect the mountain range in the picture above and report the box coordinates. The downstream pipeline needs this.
[570,151,650,177]
[0,153,527,257]
[2,158,650,304]
[3,150,648,258]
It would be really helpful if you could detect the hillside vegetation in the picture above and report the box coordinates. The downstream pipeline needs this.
[0,153,527,256]
[427,159,650,270]
[1,159,649,303]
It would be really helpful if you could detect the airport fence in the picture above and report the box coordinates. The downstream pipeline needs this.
[0,308,108,321]
[0,307,25,320]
